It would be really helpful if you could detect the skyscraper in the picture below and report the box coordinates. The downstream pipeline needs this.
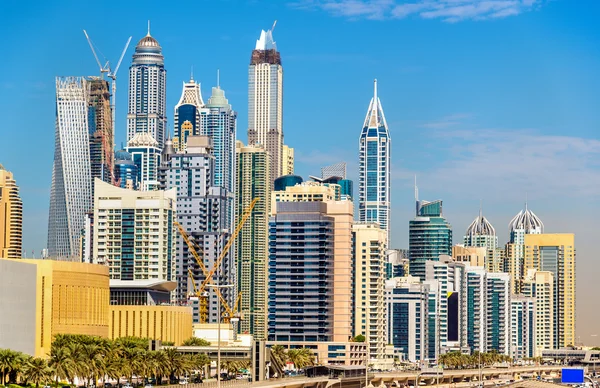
[510,296,535,359]
[248,25,284,186]
[524,233,575,350]
[201,85,237,231]
[236,141,270,339]
[87,78,114,190]
[522,269,554,355]
[160,135,233,321]
[268,200,354,343]
[173,78,203,153]
[114,149,138,190]
[92,179,175,284]
[408,195,452,280]
[281,145,294,176]
[0,165,22,259]
[358,80,391,243]
[464,208,498,250]
[127,27,167,148]
[48,77,92,259]
[353,222,387,362]
[126,132,161,191]
[506,203,544,293]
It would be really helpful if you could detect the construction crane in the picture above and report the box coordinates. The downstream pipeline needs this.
[83,30,131,185]
[175,197,259,323]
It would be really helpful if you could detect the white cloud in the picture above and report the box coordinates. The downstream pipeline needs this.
[414,128,600,200]
[290,0,543,22]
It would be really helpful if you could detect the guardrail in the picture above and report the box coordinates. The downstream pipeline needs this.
[165,380,252,388]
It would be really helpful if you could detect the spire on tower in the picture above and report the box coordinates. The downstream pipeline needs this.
[374,78,378,101]
[147,20,151,36]
[190,65,194,82]
[217,69,220,88]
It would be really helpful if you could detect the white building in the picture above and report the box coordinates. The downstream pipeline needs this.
[352,222,387,363]
[92,179,176,283]
[510,296,535,359]
[358,80,391,243]
[48,77,92,259]
[248,26,285,186]
[522,269,554,356]
[127,28,167,149]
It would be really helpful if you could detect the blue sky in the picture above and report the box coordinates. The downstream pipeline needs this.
[1,0,599,342]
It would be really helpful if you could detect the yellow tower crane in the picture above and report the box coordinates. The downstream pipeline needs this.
[175,197,259,323]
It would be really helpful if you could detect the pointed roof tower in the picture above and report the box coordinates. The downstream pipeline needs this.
[361,79,389,134]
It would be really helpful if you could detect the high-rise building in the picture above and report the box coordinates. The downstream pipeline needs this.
[409,195,452,280]
[92,179,176,282]
[464,209,497,250]
[281,145,294,175]
[173,78,203,153]
[452,245,487,267]
[248,25,284,186]
[236,142,270,339]
[486,272,511,355]
[510,296,535,359]
[465,267,486,353]
[386,276,430,362]
[201,85,237,231]
[358,80,391,243]
[506,203,544,292]
[87,78,114,190]
[352,222,387,362]
[0,165,22,259]
[322,162,347,180]
[48,77,92,259]
[522,269,554,355]
[126,132,161,191]
[160,136,233,321]
[524,233,575,350]
[127,27,167,148]
[114,149,138,190]
[268,199,353,343]
[271,181,338,211]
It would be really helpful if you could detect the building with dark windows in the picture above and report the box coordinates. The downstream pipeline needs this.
[126,132,161,191]
[386,276,429,363]
[91,179,176,286]
[159,135,233,322]
[87,78,113,192]
[274,175,303,192]
[358,80,391,243]
[127,27,167,148]
[173,78,203,152]
[114,149,138,189]
[409,192,452,280]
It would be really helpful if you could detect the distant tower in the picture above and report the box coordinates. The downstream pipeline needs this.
[0,164,23,258]
[359,80,391,243]
[125,132,161,191]
[464,205,498,250]
[127,25,167,148]
[87,78,114,191]
[173,78,203,152]
[48,77,92,259]
[248,23,285,187]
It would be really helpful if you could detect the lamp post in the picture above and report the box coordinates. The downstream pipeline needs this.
[206,280,234,388]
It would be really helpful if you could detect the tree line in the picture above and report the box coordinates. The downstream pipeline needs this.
[438,351,513,369]
[269,346,316,370]
[0,335,211,388]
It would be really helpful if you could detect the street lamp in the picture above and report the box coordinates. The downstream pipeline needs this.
[206,281,234,388]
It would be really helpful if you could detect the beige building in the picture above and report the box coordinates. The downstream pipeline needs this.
[270,185,354,344]
[452,245,486,267]
[92,179,176,282]
[505,243,522,294]
[522,269,554,356]
[352,222,386,363]
[524,233,575,349]
[236,142,270,340]
[0,259,109,357]
[271,181,337,213]
[109,305,192,345]
[0,165,22,259]
[281,145,294,175]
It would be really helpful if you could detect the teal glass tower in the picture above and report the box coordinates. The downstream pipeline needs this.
[358,79,391,243]
[408,185,452,280]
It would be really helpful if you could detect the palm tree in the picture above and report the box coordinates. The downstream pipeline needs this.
[270,345,287,369]
[0,348,13,385]
[48,345,74,386]
[287,348,315,369]
[23,357,51,388]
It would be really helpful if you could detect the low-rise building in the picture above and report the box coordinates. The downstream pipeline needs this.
[0,258,109,357]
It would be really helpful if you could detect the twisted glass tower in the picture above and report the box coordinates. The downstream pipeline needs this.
[359,79,391,243]
[48,77,92,259]
[126,27,167,148]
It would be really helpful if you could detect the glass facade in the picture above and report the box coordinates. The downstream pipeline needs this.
[409,206,453,280]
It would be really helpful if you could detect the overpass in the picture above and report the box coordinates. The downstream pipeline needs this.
[240,366,565,388]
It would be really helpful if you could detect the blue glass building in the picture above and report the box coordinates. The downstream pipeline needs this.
[358,80,391,243]
[114,149,138,189]
[173,78,203,152]
[274,175,303,192]
[408,195,452,280]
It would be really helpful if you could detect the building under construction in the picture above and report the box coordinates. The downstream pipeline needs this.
[87,77,114,191]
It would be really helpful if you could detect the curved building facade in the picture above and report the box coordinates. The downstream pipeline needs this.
[0,165,22,258]
[273,174,303,192]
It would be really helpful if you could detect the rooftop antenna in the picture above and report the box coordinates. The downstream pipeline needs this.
[374,78,378,101]
[525,192,528,211]
[479,199,483,217]
[414,175,419,202]
[190,65,194,81]
[217,69,220,88]
[271,20,277,32]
